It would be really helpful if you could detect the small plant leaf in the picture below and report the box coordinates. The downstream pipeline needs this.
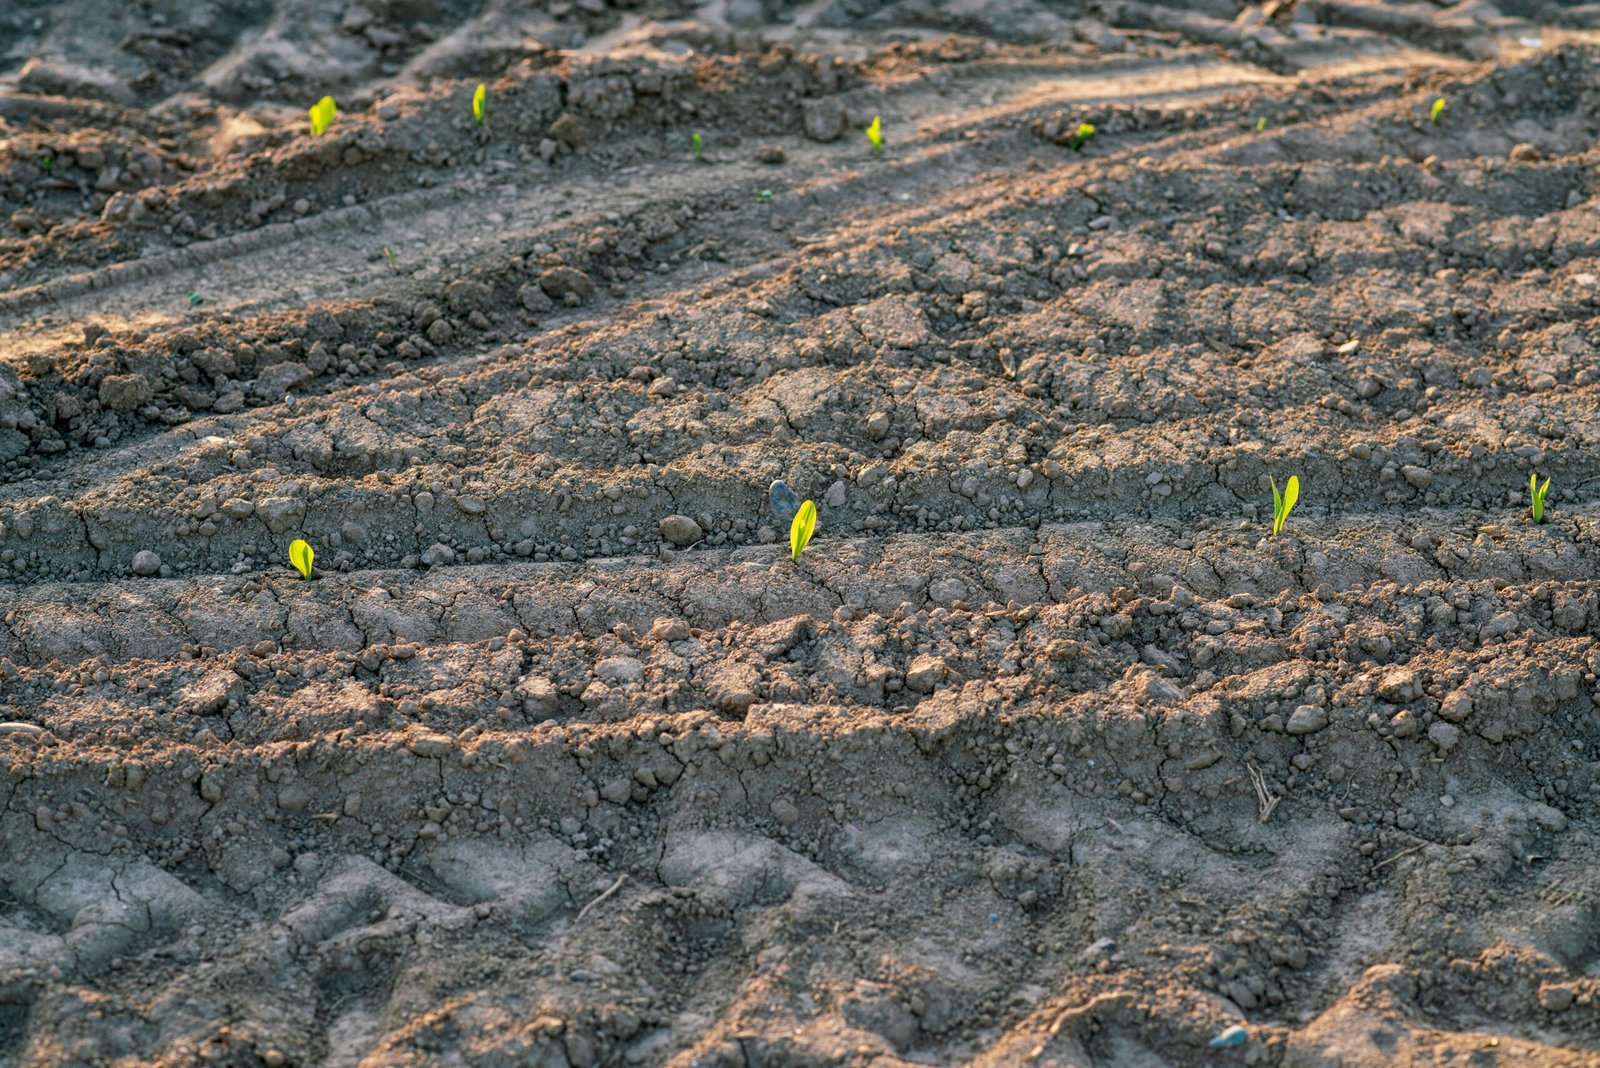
[309,95,337,137]
[472,83,486,125]
[1255,117,1267,133]
[1530,473,1550,523]
[289,539,315,580]
[866,116,883,153]
[1270,476,1299,536]
[1069,123,1096,151]
[790,500,816,562]
[1430,97,1446,123]
[692,131,703,158]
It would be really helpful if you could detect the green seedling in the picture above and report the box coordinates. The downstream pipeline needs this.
[755,189,773,202]
[309,95,338,137]
[1067,122,1095,152]
[383,245,399,270]
[1270,475,1299,537]
[790,500,816,562]
[692,131,704,159]
[289,539,315,580]
[1430,97,1446,124]
[1529,473,1551,524]
[42,157,53,175]
[472,82,486,125]
[1255,117,1267,133]
[866,115,883,154]
[187,291,203,305]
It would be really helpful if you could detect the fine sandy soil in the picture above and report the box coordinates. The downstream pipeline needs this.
[3,0,1600,1065]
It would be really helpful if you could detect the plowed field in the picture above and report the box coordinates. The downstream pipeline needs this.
[3,2,1600,1065]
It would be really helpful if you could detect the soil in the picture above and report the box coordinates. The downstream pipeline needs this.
[3,1,1600,1065]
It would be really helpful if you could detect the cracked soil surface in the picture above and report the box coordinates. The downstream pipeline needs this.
[3,0,1600,1065]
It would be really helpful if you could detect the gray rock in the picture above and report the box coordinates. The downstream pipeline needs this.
[906,655,947,694]
[547,113,587,146]
[99,373,153,412]
[1427,722,1461,751]
[519,284,554,313]
[1285,705,1329,734]
[253,362,313,401]
[595,656,645,685]
[658,514,703,547]
[650,617,691,641]
[769,480,800,526]
[802,98,846,142]
[178,672,236,715]
[407,732,455,758]
[256,496,305,534]
[538,265,595,301]
[131,550,162,576]
[516,675,559,716]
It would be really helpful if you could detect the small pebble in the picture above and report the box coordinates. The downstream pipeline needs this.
[658,514,703,547]
[1285,705,1328,734]
[768,480,800,526]
[131,550,162,576]
[1209,1025,1247,1048]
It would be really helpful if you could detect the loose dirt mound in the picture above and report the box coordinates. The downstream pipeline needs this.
[3,1,1600,1065]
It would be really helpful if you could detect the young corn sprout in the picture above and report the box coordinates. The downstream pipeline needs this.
[1529,473,1551,524]
[1067,123,1095,151]
[309,96,337,137]
[1270,476,1299,536]
[790,500,817,562]
[472,83,486,125]
[289,539,315,580]
[1255,117,1268,133]
[692,131,704,159]
[1430,97,1446,124]
[866,116,883,154]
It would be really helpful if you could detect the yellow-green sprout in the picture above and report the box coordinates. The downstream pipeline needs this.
[1270,476,1299,537]
[1430,97,1446,124]
[692,131,704,159]
[473,83,486,125]
[1530,473,1551,524]
[866,116,883,154]
[309,96,337,137]
[289,539,315,580]
[790,500,816,562]
[1255,117,1267,133]
[1068,123,1095,151]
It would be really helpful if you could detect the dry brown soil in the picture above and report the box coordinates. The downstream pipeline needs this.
[3,0,1600,1065]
